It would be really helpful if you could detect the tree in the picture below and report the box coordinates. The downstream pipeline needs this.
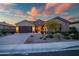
[45,20,60,33]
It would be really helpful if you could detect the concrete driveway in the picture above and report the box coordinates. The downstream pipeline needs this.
[0,33,33,45]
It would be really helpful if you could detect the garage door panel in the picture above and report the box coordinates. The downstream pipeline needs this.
[19,26,32,33]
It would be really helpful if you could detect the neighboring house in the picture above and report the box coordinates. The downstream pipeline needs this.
[51,16,70,32]
[16,19,45,33]
[69,21,79,32]
[0,22,16,32]
[53,17,79,32]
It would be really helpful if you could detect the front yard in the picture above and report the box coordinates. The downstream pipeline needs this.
[24,33,79,44]
[0,33,79,45]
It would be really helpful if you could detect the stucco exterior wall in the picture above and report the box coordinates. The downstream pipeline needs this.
[70,23,79,32]
[53,19,69,32]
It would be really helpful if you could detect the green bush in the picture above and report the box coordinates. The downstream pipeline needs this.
[43,38,47,40]
[69,27,78,34]
[61,32,71,39]
[61,32,69,36]
[1,29,8,35]
[70,33,79,40]
[53,33,63,39]
[46,33,53,38]
[40,37,43,39]
[0,29,15,35]
[63,36,71,39]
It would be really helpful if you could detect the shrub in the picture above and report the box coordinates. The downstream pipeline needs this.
[69,27,78,34]
[61,32,69,36]
[43,37,47,40]
[46,31,54,38]
[46,33,53,38]
[1,29,8,35]
[70,33,79,40]
[53,33,63,39]
[0,30,2,36]
[63,36,71,39]
[25,38,32,43]
[40,37,43,39]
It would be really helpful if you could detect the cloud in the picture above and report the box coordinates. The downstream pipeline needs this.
[0,3,16,10]
[45,3,58,10]
[63,13,78,22]
[0,3,74,22]
[0,3,26,19]
[25,4,77,22]
[25,15,36,21]
[26,3,72,21]
[55,3,72,14]
[26,7,40,21]
[43,3,72,16]
[0,3,26,24]
[14,10,24,17]
[27,7,40,17]
[0,3,17,16]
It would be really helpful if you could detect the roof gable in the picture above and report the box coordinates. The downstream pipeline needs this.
[16,20,34,26]
[53,16,70,23]
[34,19,45,26]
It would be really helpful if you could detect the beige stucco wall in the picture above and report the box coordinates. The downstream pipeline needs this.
[53,19,69,32]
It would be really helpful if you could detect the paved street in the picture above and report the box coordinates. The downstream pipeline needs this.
[0,41,79,55]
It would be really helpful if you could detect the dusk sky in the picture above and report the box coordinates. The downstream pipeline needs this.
[0,3,79,25]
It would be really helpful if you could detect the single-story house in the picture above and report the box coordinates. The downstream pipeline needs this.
[0,22,16,32]
[16,16,79,33]
[16,19,45,33]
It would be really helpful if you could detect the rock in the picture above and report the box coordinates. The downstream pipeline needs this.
[24,37,32,44]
